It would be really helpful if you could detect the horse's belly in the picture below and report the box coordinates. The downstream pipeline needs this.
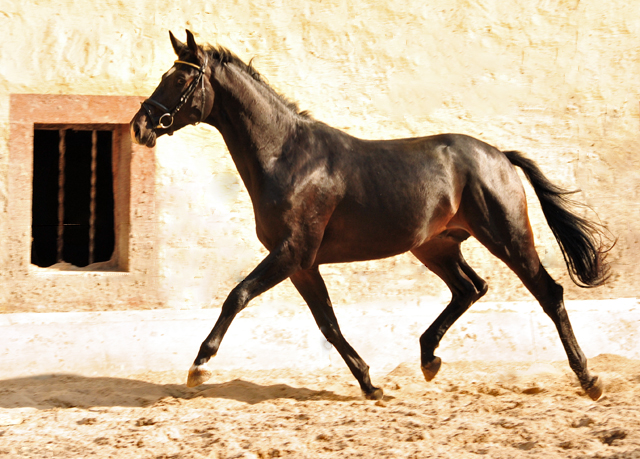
[313,185,457,265]
[313,213,435,265]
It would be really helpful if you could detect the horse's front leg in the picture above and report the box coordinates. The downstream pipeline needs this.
[187,242,300,387]
[290,267,383,400]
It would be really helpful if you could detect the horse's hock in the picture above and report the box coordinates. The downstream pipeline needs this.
[1,1,639,381]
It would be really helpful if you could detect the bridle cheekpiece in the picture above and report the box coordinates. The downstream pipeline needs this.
[141,58,208,130]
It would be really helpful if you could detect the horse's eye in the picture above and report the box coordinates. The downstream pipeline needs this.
[176,78,187,86]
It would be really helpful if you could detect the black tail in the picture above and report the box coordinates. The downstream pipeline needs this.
[503,150,612,288]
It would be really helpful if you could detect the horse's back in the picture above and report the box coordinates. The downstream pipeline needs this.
[338,132,520,210]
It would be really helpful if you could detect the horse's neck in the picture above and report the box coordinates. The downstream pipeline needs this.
[209,64,297,194]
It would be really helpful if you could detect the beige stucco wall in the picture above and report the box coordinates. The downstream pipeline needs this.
[1,0,639,313]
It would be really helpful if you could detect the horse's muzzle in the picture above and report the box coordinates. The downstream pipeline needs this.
[130,110,157,148]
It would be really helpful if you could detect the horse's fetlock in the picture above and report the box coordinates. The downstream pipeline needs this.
[420,336,439,356]
[198,342,218,361]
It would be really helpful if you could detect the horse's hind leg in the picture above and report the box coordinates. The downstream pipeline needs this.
[290,267,383,400]
[466,200,603,400]
[529,268,603,400]
[411,238,488,382]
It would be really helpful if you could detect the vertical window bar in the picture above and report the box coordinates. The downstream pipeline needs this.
[56,129,66,263]
[89,130,97,265]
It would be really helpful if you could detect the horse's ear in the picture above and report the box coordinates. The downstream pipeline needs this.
[186,29,199,55]
[169,31,186,56]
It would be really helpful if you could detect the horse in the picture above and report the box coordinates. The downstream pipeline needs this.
[130,30,611,401]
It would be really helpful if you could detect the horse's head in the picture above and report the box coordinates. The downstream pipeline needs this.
[130,30,214,147]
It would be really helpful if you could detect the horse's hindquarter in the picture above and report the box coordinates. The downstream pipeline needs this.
[315,134,472,265]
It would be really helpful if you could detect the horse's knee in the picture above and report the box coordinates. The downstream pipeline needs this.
[222,284,251,314]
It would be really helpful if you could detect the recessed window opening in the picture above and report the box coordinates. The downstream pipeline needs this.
[32,126,115,268]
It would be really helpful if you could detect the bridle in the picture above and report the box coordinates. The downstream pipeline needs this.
[141,58,208,130]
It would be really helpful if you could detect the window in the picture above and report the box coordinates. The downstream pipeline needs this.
[32,127,115,268]
[7,94,160,311]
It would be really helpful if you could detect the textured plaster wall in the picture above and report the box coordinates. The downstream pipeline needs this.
[1,0,639,313]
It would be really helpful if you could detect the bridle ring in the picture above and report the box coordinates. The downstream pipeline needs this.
[158,113,174,129]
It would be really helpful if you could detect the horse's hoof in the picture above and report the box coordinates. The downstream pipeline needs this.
[584,375,604,401]
[186,364,213,388]
[364,387,384,400]
[421,356,442,382]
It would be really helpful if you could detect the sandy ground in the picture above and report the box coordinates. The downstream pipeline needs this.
[0,354,638,459]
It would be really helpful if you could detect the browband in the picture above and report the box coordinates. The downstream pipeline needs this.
[174,60,203,70]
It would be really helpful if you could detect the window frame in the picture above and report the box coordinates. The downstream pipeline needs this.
[6,94,159,311]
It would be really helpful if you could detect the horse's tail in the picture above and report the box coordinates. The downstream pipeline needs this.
[503,150,613,288]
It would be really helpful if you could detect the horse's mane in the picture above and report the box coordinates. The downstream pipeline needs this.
[203,44,312,119]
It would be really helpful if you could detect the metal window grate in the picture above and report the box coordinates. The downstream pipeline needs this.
[32,127,115,268]
[56,129,66,263]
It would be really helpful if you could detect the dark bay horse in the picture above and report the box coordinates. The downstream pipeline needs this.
[130,30,611,401]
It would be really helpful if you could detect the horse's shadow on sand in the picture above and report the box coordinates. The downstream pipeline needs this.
[0,374,363,410]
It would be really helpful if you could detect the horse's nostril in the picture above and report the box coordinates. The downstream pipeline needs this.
[130,119,142,142]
